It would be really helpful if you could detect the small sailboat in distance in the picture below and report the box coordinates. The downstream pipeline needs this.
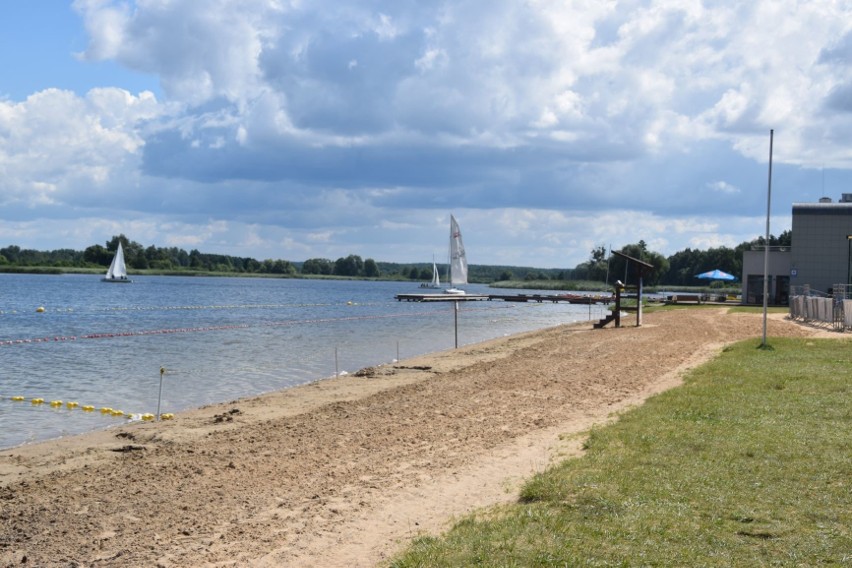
[420,256,441,289]
[444,214,468,295]
[102,242,132,283]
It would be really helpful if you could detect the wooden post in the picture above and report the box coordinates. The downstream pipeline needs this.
[615,285,622,328]
[610,250,653,329]
[454,301,459,348]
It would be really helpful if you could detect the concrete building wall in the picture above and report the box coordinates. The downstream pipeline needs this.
[742,249,791,305]
[790,203,852,293]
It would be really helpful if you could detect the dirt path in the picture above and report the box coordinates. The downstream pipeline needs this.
[0,310,839,567]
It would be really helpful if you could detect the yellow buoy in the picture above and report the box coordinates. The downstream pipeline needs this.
[160,413,174,420]
[50,400,63,407]
[100,407,113,414]
[11,396,25,402]
[31,398,44,405]
[82,405,95,412]
[110,409,124,417]
[36,306,45,313]
[141,413,155,421]
[66,401,79,409]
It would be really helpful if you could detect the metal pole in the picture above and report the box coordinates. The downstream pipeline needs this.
[847,236,852,288]
[396,340,400,363]
[335,347,339,376]
[762,129,774,347]
[157,366,165,420]
[454,301,459,348]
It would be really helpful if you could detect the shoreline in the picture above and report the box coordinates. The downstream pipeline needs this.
[0,309,841,567]
[0,322,569,476]
[0,276,597,452]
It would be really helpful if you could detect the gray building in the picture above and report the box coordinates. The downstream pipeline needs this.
[742,248,791,305]
[790,194,852,294]
[741,193,852,304]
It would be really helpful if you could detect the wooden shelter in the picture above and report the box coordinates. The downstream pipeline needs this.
[594,250,654,328]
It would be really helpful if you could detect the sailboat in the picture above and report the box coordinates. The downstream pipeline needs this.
[102,242,132,283]
[444,214,468,295]
[420,257,441,289]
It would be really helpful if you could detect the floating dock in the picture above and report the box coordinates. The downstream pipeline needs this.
[394,293,490,302]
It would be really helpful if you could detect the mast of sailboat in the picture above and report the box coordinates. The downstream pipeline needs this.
[446,216,453,283]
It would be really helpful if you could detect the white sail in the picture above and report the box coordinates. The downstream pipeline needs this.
[103,242,130,282]
[446,214,468,292]
[448,215,467,285]
[420,257,442,289]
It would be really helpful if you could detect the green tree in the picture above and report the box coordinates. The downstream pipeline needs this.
[364,258,380,277]
[84,244,113,266]
[261,259,296,274]
[0,246,21,263]
[334,254,364,276]
[189,249,203,269]
[609,243,669,286]
[585,245,610,281]
[302,258,334,275]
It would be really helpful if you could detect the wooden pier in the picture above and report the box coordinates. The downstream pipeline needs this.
[487,293,611,304]
[394,292,612,304]
[394,293,489,302]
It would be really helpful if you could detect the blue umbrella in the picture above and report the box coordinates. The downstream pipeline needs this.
[695,269,736,281]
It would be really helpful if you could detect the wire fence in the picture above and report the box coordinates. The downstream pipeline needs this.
[788,284,852,331]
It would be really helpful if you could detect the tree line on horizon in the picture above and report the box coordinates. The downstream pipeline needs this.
[0,230,792,286]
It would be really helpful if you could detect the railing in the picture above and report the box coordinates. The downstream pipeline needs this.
[788,284,851,331]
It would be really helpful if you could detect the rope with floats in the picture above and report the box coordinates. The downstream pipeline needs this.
[3,395,174,422]
[0,303,518,347]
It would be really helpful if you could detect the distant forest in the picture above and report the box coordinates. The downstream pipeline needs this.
[0,231,792,287]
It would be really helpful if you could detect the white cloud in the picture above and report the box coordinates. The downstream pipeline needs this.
[3,1,852,267]
[707,181,740,195]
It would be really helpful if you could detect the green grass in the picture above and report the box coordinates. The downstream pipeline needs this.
[641,304,789,315]
[727,306,789,314]
[390,338,852,567]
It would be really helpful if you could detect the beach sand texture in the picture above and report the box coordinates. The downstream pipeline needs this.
[0,309,836,567]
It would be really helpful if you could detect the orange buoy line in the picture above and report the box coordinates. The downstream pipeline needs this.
[0,304,516,347]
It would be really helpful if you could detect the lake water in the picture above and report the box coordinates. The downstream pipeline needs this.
[0,274,609,449]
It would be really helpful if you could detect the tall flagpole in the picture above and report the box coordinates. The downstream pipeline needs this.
[762,129,774,347]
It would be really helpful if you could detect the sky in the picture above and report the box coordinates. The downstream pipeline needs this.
[3,1,852,269]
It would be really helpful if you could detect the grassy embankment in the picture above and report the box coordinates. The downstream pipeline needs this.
[390,336,851,566]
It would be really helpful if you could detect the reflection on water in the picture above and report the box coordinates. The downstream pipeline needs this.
[0,274,609,449]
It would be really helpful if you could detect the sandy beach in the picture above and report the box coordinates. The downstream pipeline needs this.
[0,309,839,567]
